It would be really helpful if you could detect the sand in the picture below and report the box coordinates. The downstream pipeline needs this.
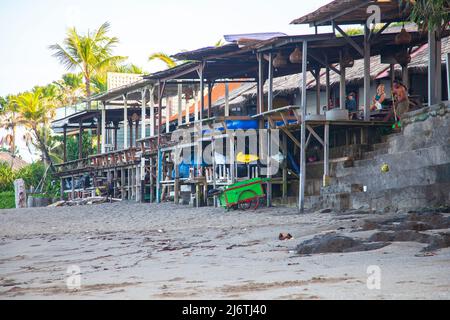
[0,202,449,300]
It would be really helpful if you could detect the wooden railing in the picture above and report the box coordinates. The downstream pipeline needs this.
[55,147,142,175]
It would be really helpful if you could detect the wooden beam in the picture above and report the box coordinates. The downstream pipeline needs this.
[308,52,341,75]
[306,125,324,146]
[334,24,364,57]
[281,127,300,148]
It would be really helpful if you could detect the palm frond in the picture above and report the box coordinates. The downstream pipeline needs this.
[148,52,177,69]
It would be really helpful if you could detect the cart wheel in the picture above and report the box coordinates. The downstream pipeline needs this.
[237,190,259,211]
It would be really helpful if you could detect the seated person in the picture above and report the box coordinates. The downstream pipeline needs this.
[393,81,410,119]
[345,92,358,113]
[371,84,387,111]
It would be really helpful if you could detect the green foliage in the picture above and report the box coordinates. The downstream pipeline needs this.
[16,162,46,190]
[65,131,96,161]
[402,0,449,32]
[0,191,15,209]
[0,162,15,192]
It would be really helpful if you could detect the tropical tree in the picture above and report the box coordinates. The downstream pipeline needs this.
[403,0,449,33]
[14,88,56,171]
[49,21,126,99]
[0,95,22,167]
[53,73,85,106]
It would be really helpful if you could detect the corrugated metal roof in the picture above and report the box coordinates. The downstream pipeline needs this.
[223,32,287,43]
[291,0,411,26]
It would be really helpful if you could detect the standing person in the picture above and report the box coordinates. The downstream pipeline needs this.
[345,92,358,113]
[393,81,410,119]
[107,173,115,203]
[371,84,386,111]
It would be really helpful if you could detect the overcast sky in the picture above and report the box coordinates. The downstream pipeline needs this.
[0,0,333,97]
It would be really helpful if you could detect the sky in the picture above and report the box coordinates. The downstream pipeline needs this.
[0,0,331,97]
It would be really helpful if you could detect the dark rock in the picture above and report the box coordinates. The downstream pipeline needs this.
[320,209,333,214]
[297,234,361,255]
[297,234,389,255]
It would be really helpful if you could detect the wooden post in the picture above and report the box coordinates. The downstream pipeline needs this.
[208,82,212,119]
[97,113,101,155]
[340,52,346,110]
[225,83,230,117]
[299,40,308,213]
[194,84,199,122]
[326,64,331,111]
[364,24,371,121]
[150,86,155,137]
[101,102,106,154]
[258,53,265,114]
[428,28,442,105]
[446,53,450,100]
[267,52,274,207]
[63,126,67,163]
[78,121,83,160]
[402,65,409,90]
[141,88,147,140]
[178,82,183,126]
[199,66,205,121]
[135,119,139,143]
[123,95,128,149]
[129,119,133,148]
[323,123,330,187]
[114,123,118,151]
[282,133,288,202]
[315,67,321,115]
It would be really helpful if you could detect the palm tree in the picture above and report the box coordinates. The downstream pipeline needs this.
[148,52,178,69]
[49,21,126,100]
[14,89,56,171]
[53,73,85,106]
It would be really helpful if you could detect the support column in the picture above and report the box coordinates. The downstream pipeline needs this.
[402,65,409,90]
[194,85,199,122]
[97,113,101,155]
[129,119,133,148]
[326,64,331,111]
[282,133,288,202]
[225,83,230,117]
[63,126,67,163]
[315,67,321,115]
[123,95,128,149]
[258,53,265,114]
[114,123,118,151]
[340,52,346,110]
[178,82,183,126]
[150,86,155,137]
[166,96,171,134]
[199,66,205,121]
[428,29,442,105]
[208,82,212,119]
[299,41,308,213]
[78,121,83,160]
[364,25,371,121]
[267,52,274,207]
[141,88,147,141]
[101,102,106,154]
[323,123,330,187]
[446,53,450,100]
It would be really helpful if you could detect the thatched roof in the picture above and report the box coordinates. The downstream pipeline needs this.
[0,152,29,171]
[228,35,450,105]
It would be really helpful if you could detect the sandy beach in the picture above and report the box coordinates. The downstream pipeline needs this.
[0,202,449,300]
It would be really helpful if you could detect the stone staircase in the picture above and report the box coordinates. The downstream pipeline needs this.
[306,103,450,212]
